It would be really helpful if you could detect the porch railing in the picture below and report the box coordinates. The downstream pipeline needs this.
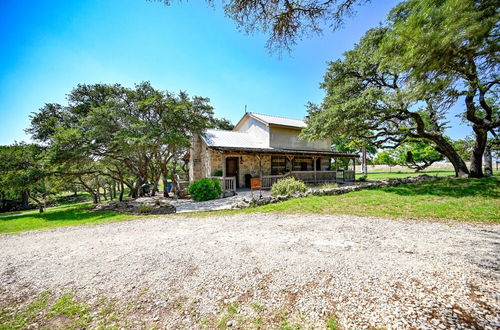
[212,176,237,194]
[261,173,290,188]
[261,170,354,189]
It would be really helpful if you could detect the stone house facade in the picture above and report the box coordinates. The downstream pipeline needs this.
[188,112,358,191]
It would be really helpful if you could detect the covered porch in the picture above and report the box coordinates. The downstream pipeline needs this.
[210,147,359,195]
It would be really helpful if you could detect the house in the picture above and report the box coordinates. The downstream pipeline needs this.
[188,112,359,193]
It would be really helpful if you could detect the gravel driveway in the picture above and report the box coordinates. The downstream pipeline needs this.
[1,214,499,329]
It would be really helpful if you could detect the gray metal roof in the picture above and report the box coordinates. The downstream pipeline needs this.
[249,112,307,128]
[201,129,271,149]
[209,146,359,158]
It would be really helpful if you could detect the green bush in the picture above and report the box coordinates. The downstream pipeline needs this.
[213,170,223,177]
[138,204,152,214]
[270,177,307,196]
[188,178,222,201]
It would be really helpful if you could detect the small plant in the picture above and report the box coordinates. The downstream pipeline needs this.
[213,170,223,177]
[270,177,307,197]
[319,183,338,190]
[137,204,152,214]
[326,317,338,330]
[188,178,222,201]
[358,175,368,182]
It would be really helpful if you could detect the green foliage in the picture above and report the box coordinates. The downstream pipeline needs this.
[27,82,215,200]
[188,178,222,201]
[137,204,152,214]
[270,177,308,197]
[301,0,499,178]
[213,170,223,177]
[211,117,234,130]
[375,142,444,172]
[373,151,397,167]
[0,291,50,329]
[166,0,365,52]
[0,143,54,212]
[326,317,338,330]
[452,137,475,161]
[0,202,131,234]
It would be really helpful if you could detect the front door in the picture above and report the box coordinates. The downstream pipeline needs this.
[226,157,239,188]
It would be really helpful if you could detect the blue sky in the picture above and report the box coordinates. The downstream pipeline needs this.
[0,0,469,145]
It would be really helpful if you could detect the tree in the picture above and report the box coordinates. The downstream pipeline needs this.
[301,27,470,177]
[392,142,444,172]
[452,137,475,162]
[211,117,234,130]
[385,0,499,177]
[28,82,215,201]
[0,144,54,212]
[160,0,369,52]
[373,150,396,172]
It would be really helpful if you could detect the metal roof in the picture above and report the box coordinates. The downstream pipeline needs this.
[249,112,307,128]
[208,146,359,158]
[201,129,271,149]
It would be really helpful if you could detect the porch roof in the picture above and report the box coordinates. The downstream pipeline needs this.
[208,146,359,158]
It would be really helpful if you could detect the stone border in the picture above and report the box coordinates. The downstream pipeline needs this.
[231,174,443,209]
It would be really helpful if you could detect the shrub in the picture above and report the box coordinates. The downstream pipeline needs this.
[213,170,223,177]
[270,177,307,196]
[188,178,222,201]
[358,175,367,182]
[138,204,152,214]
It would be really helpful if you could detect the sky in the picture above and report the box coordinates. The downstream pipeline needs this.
[0,0,470,145]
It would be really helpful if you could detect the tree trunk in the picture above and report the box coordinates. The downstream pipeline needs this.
[21,191,29,209]
[162,173,169,198]
[431,136,469,177]
[27,192,45,213]
[484,143,493,176]
[119,181,124,201]
[132,178,143,198]
[469,125,487,178]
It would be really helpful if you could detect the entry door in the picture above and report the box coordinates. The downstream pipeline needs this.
[226,157,239,187]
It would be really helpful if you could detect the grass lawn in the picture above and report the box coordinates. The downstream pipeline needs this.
[210,176,500,223]
[357,168,500,180]
[0,202,132,234]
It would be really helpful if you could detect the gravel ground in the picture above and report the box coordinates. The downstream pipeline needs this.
[1,214,499,329]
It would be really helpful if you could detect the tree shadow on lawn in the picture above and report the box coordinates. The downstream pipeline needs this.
[0,203,122,223]
[381,176,499,199]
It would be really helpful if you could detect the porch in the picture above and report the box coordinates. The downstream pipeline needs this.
[210,147,359,195]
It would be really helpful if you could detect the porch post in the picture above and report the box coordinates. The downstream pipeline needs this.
[353,157,356,182]
[257,154,263,198]
[286,155,294,174]
[222,154,227,196]
[312,156,318,185]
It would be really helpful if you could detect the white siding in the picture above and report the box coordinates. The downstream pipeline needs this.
[269,126,331,151]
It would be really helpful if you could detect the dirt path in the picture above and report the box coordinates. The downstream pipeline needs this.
[1,214,498,329]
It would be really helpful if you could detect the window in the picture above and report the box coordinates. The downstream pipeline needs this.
[320,158,331,171]
[292,157,313,171]
[271,156,288,175]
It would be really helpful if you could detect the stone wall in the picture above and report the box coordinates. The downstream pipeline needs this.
[208,153,272,188]
[189,135,212,181]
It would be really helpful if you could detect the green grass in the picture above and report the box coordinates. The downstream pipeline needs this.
[357,169,456,180]
[208,176,500,223]
[0,202,132,234]
[357,168,500,180]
